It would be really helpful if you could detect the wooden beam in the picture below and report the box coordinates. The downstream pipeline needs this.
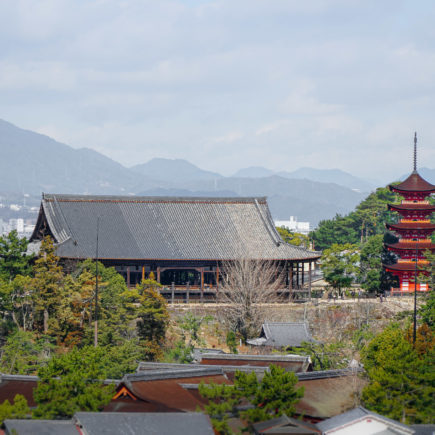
[308,262,312,301]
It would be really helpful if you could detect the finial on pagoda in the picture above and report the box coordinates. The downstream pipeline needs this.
[414,132,417,171]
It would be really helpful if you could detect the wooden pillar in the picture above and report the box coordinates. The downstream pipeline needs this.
[302,263,305,286]
[200,268,204,303]
[127,267,131,288]
[157,266,161,283]
[216,265,220,292]
[296,263,300,288]
[142,266,145,282]
[289,264,293,290]
[171,282,175,304]
[308,262,312,301]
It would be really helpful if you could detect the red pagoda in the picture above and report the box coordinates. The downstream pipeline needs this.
[384,133,435,293]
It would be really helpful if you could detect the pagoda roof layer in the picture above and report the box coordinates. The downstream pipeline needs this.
[385,241,435,251]
[383,262,429,272]
[388,203,435,212]
[30,194,320,262]
[389,171,435,193]
[386,222,435,231]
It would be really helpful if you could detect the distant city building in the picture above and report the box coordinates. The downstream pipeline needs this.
[0,218,35,238]
[274,216,311,235]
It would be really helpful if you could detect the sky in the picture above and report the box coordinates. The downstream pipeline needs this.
[1,0,435,182]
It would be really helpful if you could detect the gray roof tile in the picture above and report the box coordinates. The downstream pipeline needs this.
[31,194,320,261]
[74,412,215,435]
[248,322,315,347]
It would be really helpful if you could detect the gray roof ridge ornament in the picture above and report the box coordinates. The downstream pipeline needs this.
[414,131,417,172]
[254,198,281,247]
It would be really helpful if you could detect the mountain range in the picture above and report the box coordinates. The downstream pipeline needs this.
[1,118,433,226]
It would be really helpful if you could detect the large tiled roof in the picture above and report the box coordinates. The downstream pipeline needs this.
[30,194,320,261]
[390,171,435,193]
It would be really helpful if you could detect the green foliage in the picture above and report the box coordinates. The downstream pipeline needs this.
[320,243,360,293]
[358,234,397,293]
[165,313,212,363]
[288,341,347,371]
[419,291,435,330]
[199,365,304,434]
[226,331,238,354]
[276,227,310,248]
[0,330,53,375]
[311,186,400,250]
[32,237,65,335]
[361,324,435,424]
[135,279,169,346]
[0,231,32,282]
[0,394,30,425]
[33,346,116,419]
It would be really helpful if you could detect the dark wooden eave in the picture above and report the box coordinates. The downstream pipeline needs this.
[389,171,435,193]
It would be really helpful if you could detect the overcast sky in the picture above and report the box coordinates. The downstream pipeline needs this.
[1,0,434,182]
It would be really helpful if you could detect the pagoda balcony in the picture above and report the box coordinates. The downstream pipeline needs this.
[399,219,431,224]
[401,200,430,205]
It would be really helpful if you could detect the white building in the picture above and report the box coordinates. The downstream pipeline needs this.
[274,216,311,235]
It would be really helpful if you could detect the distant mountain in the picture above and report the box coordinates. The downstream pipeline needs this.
[176,175,366,225]
[233,165,375,192]
[137,188,238,197]
[131,158,222,183]
[398,167,435,183]
[0,119,162,195]
[0,118,370,226]
[232,166,275,178]
[277,167,376,193]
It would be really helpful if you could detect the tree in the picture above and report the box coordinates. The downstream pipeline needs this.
[0,330,53,375]
[310,186,400,251]
[135,279,169,346]
[32,237,65,335]
[33,346,116,419]
[358,234,397,293]
[0,394,30,425]
[361,324,434,424]
[0,231,32,282]
[165,313,212,363]
[217,259,282,342]
[320,243,359,295]
[276,227,310,248]
[199,365,304,434]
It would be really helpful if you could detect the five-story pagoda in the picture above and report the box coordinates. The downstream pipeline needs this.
[384,133,435,293]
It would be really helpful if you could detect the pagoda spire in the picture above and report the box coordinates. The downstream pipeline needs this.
[414,131,417,171]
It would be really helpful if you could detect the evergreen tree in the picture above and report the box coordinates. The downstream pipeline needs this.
[31,237,65,335]
[199,365,304,434]
[0,231,32,281]
[0,394,30,424]
[320,243,359,295]
[361,324,434,424]
[33,346,115,419]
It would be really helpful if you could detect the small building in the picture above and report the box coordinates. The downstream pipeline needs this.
[29,194,320,297]
[247,322,315,348]
[275,216,311,235]
[199,353,312,373]
[316,406,415,435]
[253,415,321,434]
